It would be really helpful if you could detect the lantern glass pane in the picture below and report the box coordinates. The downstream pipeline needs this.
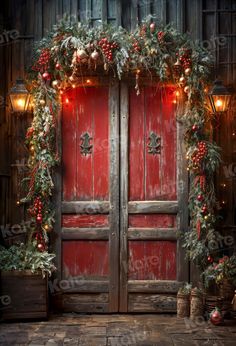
[9,93,30,112]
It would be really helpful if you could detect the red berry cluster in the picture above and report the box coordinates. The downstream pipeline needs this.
[132,39,141,52]
[98,38,118,62]
[177,48,192,69]
[32,197,43,223]
[192,141,207,167]
[157,31,165,42]
[32,48,50,72]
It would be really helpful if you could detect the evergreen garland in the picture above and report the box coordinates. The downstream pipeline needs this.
[23,18,220,269]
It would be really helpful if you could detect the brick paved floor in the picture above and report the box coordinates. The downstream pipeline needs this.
[0,314,236,345]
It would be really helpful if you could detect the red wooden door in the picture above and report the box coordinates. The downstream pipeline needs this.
[59,82,187,313]
[119,84,187,312]
[61,84,119,312]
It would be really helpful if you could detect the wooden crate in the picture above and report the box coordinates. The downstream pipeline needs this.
[0,270,48,320]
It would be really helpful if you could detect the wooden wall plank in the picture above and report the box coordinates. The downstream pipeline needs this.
[108,81,120,312]
[176,120,189,282]
[130,0,138,30]
[128,201,178,214]
[34,0,43,40]
[119,82,129,312]
[70,0,79,22]
[128,293,177,312]
[61,201,110,214]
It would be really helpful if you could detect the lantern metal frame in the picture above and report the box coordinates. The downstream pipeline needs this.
[208,80,232,114]
[9,78,30,113]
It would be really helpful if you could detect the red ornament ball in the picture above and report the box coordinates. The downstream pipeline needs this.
[37,243,45,252]
[150,23,155,33]
[55,63,61,70]
[42,72,51,81]
[197,194,203,202]
[192,124,198,131]
[36,215,42,223]
[201,205,208,214]
[207,256,213,263]
[210,308,223,325]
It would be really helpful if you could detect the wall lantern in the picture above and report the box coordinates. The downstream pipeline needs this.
[9,78,30,113]
[208,80,232,114]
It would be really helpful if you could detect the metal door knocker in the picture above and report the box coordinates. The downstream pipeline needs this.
[147,131,161,155]
[80,132,93,156]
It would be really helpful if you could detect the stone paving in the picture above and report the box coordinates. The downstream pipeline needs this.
[0,314,236,345]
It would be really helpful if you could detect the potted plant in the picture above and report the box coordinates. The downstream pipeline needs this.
[0,241,56,320]
[202,255,236,301]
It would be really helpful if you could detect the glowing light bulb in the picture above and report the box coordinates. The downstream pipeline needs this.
[72,84,76,88]
[65,98,69,104]
[17,98,25,107]
[215,99,223,108]
[175,90,180,97]
[86,79,91,84]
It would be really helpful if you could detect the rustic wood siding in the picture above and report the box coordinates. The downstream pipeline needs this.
[0,0,235,281]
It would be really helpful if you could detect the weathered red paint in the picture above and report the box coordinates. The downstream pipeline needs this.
[128,241,176,280]
[62,215,109,228]
[62,87,109,201]
[128,87,177,282]
[129,87,176,201]
[129,214,176,228]
[62,88,77,201]
[62,241,109,278]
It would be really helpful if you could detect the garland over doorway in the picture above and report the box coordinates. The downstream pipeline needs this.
[23,18,220,270]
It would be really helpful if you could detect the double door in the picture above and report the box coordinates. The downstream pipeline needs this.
[59,81,187,312]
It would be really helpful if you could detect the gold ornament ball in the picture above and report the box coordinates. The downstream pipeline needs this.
[91,50,99,60]
[52,80,58,88]
[39,99,46,106]
[185,67,191,75]
[179,76,186,85]
[77,49,87,59]
[184,86,190,93]
[44,224,50,231]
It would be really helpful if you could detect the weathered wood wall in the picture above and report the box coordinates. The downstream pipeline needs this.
[0,0,235,281]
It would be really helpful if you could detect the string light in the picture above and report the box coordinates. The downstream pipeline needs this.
[72,84,76,88]
[86,79,91,84]
[16,200,20,206]
[65,98,69,104]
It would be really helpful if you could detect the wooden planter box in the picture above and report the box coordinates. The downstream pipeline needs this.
[0,270,48,320]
